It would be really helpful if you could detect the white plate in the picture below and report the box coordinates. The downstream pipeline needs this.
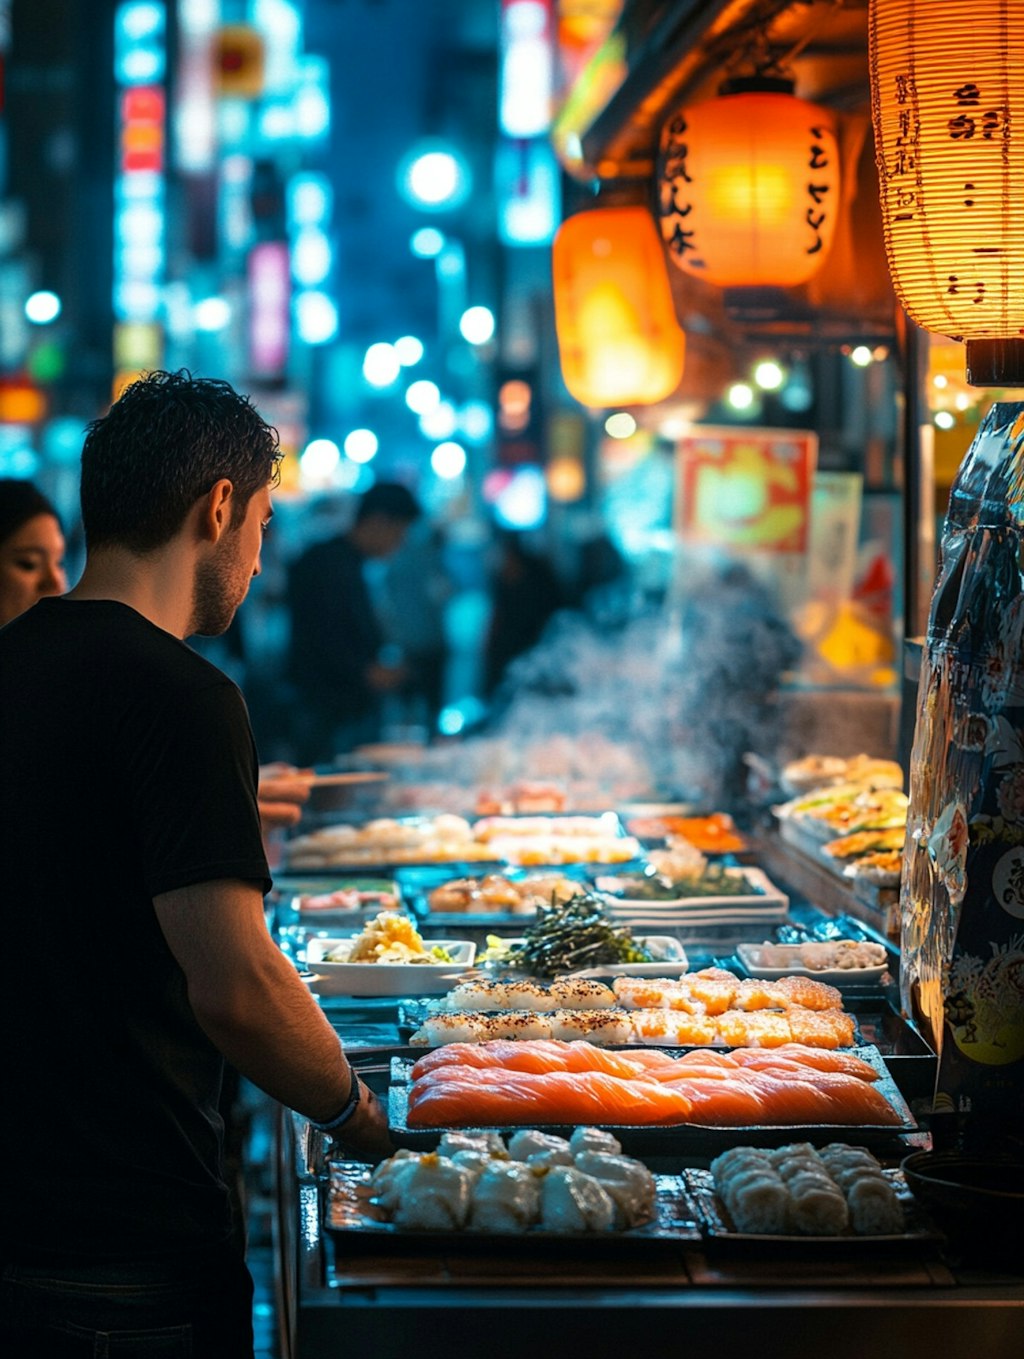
[303,937,476,997]
[501,935,689,979]
[594,866,788,912]
[735,942,888,986]
[606,910,791,929]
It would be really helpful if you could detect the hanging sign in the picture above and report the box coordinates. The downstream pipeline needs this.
[674,425,817,553]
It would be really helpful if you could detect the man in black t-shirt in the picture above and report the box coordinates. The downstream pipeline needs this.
[0,371,391,1359]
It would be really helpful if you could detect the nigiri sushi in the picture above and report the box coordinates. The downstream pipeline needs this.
[538,1166,616,1233]
[572,1150,656,1228]
[547,1008,634,1044]
[467,1161,542,1232]
[546,977,617,1009]
[385,1153,474,1230]
[409,1013,489,1046]
[568,1126,622,1156]
[507,1129,573,1165]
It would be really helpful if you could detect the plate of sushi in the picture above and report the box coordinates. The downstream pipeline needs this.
[325,1126,704,1248]
[302,911,477,997]
[736,940,890,987]
[398,867,585,924]
[386,1039,918,1152]
[687,1143,942,1249]
[289,878,401,922]
[622,811,749,855]
[403,968,868,1051]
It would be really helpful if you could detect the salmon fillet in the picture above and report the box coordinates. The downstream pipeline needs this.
[406,1069,694,1128]
[731,1044,879,1081]
[409,1039,644,1081]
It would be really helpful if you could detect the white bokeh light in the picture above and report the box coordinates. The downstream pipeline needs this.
[193,296,231,332]
[753,359,786,391]
[25,290,62,324]
[494,465,546,530]
[344,428,379,463]
[431,440,467,479]
[604,412,637,439]
[459,400,493,443]
[394,335,424,366]
[294,290,338,344]
[727,382,755,411]
[410,226,445,258]
[400,147,470,209]
[405,379,441,415]
[362,342,401,387]
[299,438,341,485]
[418,401,458,440]
[459,305,496,345]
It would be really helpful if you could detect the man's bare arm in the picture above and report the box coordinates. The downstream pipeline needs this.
[154,879,392,1159]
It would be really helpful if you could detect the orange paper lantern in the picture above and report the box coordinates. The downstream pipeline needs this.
[552,204,686,408]
[657,78,841,290]
[869,2,1024,383]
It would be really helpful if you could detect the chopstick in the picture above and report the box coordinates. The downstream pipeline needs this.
[303,771,390,786]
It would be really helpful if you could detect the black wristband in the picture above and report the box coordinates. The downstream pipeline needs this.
[308,1060,361,1134]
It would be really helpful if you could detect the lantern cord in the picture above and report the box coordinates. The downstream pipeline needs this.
[718,0,850,87]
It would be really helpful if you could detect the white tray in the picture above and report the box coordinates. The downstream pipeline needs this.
[735,942,887,987]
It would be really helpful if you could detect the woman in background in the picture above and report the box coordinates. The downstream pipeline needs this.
[0,479,67,627]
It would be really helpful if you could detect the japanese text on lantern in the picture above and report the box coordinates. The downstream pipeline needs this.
[658,113,703,269]
[806,124,831,255]
[885,72,919,224]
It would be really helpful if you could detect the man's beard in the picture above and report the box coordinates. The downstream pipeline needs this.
[190,536,249,636]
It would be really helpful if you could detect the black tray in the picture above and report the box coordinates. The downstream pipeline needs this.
[686,1167,944,1252]
[385,1045,918,1155]
[324,1159,703,1252]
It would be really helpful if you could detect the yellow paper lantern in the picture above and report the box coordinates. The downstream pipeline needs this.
[552,204,686,407]
[869,2,1024,383]
[657,77,841,290]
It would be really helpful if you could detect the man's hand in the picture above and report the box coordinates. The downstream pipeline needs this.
[326,1082,395,1164]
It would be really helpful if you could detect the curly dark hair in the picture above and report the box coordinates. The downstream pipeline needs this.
[80,370,282,553]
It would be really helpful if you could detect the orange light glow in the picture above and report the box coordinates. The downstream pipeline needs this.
[553,205,685,407]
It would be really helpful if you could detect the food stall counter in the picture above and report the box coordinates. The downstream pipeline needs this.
[274,1108,1024,1359]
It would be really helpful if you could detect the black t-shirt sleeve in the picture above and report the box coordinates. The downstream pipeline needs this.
[125,678,271,897]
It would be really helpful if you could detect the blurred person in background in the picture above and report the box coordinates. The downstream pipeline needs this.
[0,479,67,627]
[483,529,564,700]
[285,480,422,762]
[379,518,454,734]
[0,371,391,1359]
